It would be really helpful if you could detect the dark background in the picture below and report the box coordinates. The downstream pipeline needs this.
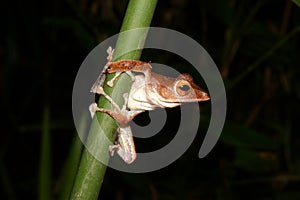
[1,0,300,199]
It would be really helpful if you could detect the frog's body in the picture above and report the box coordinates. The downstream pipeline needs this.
[90,47,210,164]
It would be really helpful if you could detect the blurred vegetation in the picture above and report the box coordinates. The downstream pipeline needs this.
[1,0,300,199]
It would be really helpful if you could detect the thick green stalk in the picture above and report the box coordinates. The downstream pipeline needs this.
[38,105,51,200]
[58,134,83,200]
[69,0,158,199]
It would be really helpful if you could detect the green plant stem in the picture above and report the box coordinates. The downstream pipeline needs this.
[38,105,51,200]
[58,134,83,200]
[69,0,158,199]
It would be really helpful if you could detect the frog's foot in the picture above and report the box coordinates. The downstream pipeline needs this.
[106,46,114,62]
[109,143,136,164]
[89,103,99,118]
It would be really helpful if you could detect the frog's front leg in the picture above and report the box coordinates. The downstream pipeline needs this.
[90,103,137,163]
[107,71,122,87]
[89,103,137,163]
[106,61,152,87]
[107,71,135,87]
[90,46,114,94]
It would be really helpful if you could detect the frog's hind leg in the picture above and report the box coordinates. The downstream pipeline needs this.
[90,86,144,124]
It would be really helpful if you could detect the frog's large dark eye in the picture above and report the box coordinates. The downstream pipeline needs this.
[179,84,190,91]
[176,80,191,96]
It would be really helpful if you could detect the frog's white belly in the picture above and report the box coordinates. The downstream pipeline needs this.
[127,75,156,110]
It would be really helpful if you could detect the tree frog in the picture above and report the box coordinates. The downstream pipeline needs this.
[90,47,210,164]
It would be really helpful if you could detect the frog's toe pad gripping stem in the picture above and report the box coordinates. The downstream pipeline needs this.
[107,80,113,87]
[96,86,105,95]
[106,46,114,62]
[89,103,100,118]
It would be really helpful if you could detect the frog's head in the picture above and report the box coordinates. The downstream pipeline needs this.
[149,73,210,107]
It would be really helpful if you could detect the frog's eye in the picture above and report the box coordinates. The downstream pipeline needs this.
[176,80,191,96]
